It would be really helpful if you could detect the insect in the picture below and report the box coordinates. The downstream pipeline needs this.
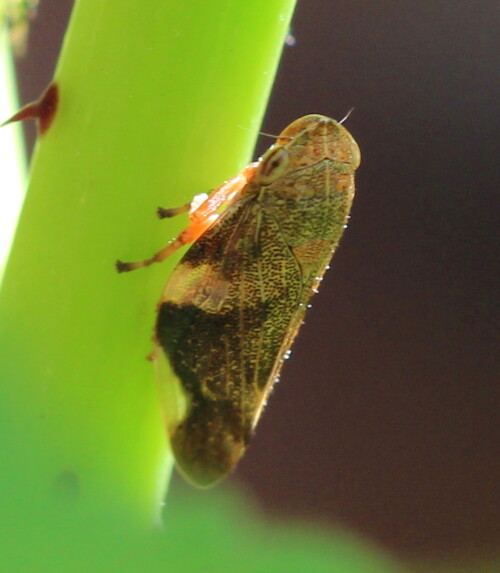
[117,114,360,487]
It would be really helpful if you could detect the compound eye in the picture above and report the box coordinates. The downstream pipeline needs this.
[259,146,290,184]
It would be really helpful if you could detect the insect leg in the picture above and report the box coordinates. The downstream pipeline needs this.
[157,190,215,219]
[116,214,217,272]
[116,162,259,273]
[157,204,190,219]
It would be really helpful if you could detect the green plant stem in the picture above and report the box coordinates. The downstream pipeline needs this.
[0,0,297,527]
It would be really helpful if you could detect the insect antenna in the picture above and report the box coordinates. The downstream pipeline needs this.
[338,107,354,125]
[257,130,293,140]
[236,124,293,141]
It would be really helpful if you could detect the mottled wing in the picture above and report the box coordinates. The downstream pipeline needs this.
[155,195,304,486]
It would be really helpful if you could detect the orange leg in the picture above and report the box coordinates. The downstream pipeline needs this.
[116,162,259,273]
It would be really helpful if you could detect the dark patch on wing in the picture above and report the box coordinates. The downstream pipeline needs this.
[157,301,274,394]
[158,301,261,486]
[181,197,260,278]
[170,394,251,487]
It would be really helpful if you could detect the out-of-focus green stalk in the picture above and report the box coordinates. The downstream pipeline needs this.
[0,26,26,282]
[0,0,296,530]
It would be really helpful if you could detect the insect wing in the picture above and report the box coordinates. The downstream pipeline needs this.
[155,193,303,486]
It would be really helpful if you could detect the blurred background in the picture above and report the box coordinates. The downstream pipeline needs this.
[14,0,499,562]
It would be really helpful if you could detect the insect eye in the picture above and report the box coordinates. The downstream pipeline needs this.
[259,146,290,184]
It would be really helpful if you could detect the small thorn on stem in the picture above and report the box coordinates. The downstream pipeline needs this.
[0,82,59,135]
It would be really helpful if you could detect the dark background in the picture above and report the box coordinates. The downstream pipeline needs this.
[16,0,499,559]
